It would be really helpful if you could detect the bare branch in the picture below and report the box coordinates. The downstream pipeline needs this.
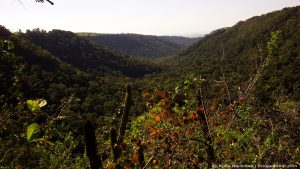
[36,0,54,5]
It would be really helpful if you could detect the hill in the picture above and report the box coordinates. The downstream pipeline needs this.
[159,35,202,46]
[164,6,300,103]
[80,33,185,58]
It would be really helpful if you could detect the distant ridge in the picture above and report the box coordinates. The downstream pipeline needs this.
[23,29,160,77]
[159,36,202,46]
[79,33,201,58]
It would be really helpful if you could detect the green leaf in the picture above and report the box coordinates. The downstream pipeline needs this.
[27,100,41,112]
[27,123,41,141]
[26,99,47,112]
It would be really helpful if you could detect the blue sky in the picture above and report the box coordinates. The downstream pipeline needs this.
[0,0,299,36]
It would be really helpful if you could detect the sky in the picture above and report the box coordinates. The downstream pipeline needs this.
[0,0,299,36]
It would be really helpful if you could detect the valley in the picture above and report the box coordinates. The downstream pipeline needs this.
[0,5,299,168]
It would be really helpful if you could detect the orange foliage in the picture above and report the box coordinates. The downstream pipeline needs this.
[188,112,199,120]
[130,153,139,164]
[142,91,151,99]
[149,128,162,137]
[210,100,220,112]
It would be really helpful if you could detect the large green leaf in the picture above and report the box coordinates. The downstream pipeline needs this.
[27,100,41,112]
[27,123,41,141]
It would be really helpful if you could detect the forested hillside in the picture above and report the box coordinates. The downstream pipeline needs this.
[0,24,165,122]
[0,5,299,169]
[25,29,160,77]
[80,33,186,58]
[165,6,300,103]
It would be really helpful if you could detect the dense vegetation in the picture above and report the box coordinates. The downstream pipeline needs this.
[80,33,199,58]
[0,5,299,168]
[0,26,163,168]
